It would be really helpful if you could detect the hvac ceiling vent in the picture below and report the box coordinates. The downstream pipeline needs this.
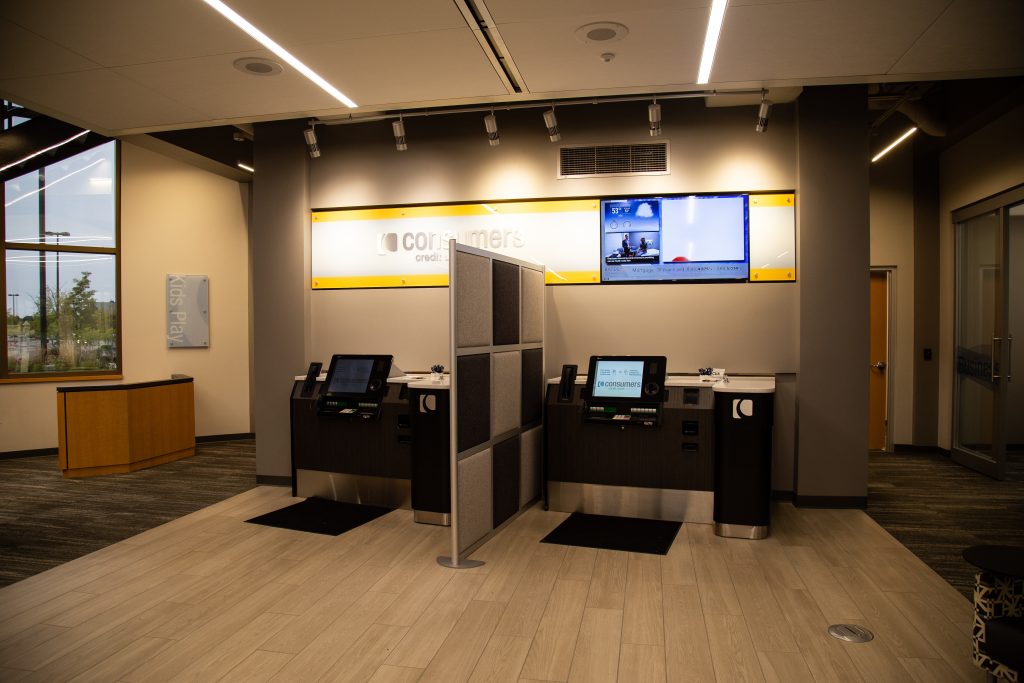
[558,142,669,178]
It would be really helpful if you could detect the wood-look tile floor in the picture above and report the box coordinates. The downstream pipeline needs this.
[0,486,983,682]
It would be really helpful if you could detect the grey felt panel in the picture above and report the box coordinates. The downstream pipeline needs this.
[491,351,521,438]
[457,448,493,552]
[521,348,543,426]
[492,435,520,528]
[520,427,542,508]
[457,353,490,452]
[521,267,544,343]
[456,251,492,348]
[492,260,520,345]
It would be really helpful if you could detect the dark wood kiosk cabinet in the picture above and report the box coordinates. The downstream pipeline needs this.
[289,360,452,524]
[546,371,775,533]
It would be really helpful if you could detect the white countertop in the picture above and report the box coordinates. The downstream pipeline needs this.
[546,375,775,394]
[292,373,450,390]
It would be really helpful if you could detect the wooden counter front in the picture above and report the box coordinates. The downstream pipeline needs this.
[57,377,195,478]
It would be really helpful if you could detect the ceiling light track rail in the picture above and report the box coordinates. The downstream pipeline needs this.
[318,89,765,127]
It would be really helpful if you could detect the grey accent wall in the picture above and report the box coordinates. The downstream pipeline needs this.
[796,86,870,500]
[252,120,310,478]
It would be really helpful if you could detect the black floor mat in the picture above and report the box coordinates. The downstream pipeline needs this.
[540,512,681,555]
[245,497,392,536]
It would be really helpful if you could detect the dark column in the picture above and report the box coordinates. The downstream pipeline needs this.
[796,85,871,506]
[252,120,310,480]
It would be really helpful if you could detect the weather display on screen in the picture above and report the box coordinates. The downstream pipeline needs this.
[327,358,374,394]
[600,195,749,282]
[592,360,645,399]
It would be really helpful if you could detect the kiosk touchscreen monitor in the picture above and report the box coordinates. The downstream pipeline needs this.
[584,355,667,425]
[319,354,394,418]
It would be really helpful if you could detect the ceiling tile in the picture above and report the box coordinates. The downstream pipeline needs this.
[0,0,257,67]
[229,0,468,44]
[0,70,211,133]
[114,49,340,121]
[299,29,509,106]
[497,8,708,93]
[0,19,101,79]
[484,0,706,23]
[711,0,950,83]
[890,0,1024,75]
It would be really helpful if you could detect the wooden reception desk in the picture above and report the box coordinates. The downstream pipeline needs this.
[57,376,196,478]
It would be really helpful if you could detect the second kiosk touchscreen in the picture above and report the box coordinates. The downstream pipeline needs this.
[318,354,394,420]
[583,355,667,426]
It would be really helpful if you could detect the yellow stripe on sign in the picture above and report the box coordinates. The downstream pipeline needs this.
[313,199,599,223]
[749,193,795,208]
[545,270,600,284]
[312,274,449,289]
[749,268,796,282]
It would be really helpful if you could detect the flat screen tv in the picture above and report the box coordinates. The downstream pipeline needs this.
[600,194,749,283]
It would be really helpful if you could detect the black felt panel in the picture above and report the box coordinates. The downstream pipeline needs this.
[521,348,543,426]
[492,260,520,346]
[457,353,490,452]
[492,435,521,528]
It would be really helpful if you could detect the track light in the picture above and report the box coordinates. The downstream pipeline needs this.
[648,101,662,137]
[755,93,771,133]
[543,108,561,142]
[392,117,407,151]
[304,124,320,159]
[484,111,500,146]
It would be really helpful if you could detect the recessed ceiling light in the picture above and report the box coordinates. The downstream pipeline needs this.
[575,22,629,45]
[233,57,283,76]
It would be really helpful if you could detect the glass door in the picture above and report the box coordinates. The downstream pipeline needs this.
[952,187,1022,479]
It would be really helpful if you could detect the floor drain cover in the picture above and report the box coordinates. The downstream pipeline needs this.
[827,624,874,643]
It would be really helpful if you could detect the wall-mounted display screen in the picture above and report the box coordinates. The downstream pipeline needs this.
[324,357,375,395]
[591,359,645,399]
[600,195,749,283]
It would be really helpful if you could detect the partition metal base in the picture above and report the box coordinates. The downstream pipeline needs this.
[547,481,713,523]
[295,469,411,509]
[414,510,451,526]
[714,522,769,540]
[437,556,485,569]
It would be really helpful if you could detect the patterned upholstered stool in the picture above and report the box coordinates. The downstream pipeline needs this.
[964,546,1024,682]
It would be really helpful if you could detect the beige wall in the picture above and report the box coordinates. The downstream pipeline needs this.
[309,100,799,376]
[869,140,916,446]
[938,104,1024,449]
[0,141,251,452]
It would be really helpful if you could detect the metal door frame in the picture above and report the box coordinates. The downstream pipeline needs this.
[870,266,896,452]
[951,184,1023,479]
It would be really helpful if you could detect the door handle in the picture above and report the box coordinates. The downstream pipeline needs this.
[993,337,1002,381]
[1009,335,1013,382]
[872,361,886,371]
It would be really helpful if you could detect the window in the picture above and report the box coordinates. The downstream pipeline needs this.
[2,140,120,379]
[2,101,31,131]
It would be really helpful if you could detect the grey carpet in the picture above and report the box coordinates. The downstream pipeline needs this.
[866,449,1024,599]
[0,440,257,588]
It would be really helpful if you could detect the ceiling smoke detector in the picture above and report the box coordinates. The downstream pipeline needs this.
[575,22,629,45]
[233,57,283,76]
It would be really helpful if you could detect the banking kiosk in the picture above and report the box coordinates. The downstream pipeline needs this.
[546,355,775,539]
[289,354,451,524]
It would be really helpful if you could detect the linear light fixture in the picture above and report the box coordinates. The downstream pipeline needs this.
[696,0,729,85]
[871,126,917,162]
[0,129,90,174]
[202,0,357,108]
[237,162,254,173]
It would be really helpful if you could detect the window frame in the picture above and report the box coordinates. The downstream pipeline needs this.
[1,139,122,382]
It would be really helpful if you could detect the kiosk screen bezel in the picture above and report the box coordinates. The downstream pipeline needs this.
[322,354,393,399]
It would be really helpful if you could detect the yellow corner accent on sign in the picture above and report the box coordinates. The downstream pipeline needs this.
[749,194,795,208]
[312,199,599,223]
[545,270,600,284]
[312,274,450,289]
[749,268,796,282]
